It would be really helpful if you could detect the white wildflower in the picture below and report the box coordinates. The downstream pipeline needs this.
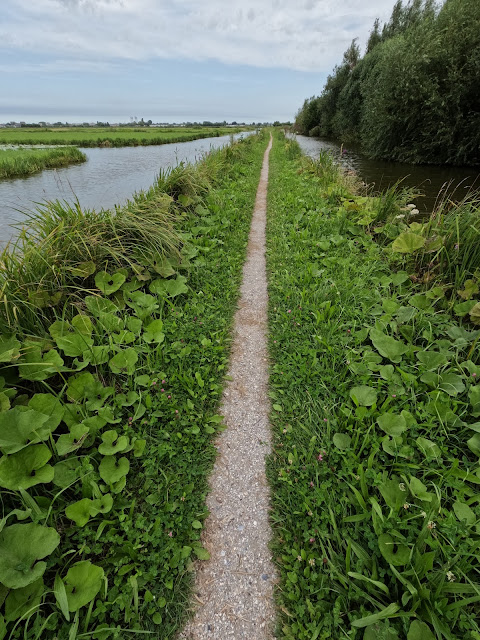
[446,571,456,582]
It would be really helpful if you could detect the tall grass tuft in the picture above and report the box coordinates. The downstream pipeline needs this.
[0,147,86,179]
[0,195,180,333]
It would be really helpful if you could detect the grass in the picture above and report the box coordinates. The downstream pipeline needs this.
[0,131,267,639]
[266,133,480,640]
[0,147,86,179]
[0,127,251,148]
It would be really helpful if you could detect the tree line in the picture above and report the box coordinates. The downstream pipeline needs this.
[294,0,480,166]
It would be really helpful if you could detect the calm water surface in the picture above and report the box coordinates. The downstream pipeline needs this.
[294,135,480,213]
[0,132,253,244]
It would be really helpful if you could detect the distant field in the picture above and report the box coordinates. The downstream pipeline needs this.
[0,126,249,147]
[0,147,86,179]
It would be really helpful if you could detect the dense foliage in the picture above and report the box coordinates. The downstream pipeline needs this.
[267,134,480,639]
[295,0,480,166]
[0,132,265,638]
[0,148,86,179]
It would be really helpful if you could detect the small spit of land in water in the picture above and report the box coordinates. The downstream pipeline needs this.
[0,126,251,148]
[294,134,480,213]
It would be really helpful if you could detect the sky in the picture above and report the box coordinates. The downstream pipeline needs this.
[0,0,400,124]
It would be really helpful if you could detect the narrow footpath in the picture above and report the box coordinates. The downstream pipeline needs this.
[180,136,275,639]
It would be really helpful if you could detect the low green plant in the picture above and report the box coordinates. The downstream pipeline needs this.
[0,131,266,638]
[266,133,480,640]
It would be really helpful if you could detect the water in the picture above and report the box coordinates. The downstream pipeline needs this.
[293,135,480,213]
[0,132,253,245]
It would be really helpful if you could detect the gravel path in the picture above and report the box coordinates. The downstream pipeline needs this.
[179,136,276,640]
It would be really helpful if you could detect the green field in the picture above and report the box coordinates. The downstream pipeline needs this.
[0,126,250,148]
[0,147,86,179]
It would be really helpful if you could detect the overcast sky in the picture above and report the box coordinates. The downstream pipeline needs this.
[1,0,400,123]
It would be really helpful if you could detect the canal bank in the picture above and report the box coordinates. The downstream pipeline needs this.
[293,134,480,213]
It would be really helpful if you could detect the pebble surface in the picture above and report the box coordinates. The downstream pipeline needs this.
[179,136,276,639]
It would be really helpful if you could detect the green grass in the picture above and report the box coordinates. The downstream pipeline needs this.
[0,132,267,639]
[266,133,480,640]
[0,147,86,179]
[0,127,251,148]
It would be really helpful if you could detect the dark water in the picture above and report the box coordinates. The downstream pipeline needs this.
[293,135,480,213]
[0,132,253,245]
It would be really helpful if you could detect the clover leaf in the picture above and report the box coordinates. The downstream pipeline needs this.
[98,430,129,455]
[64,561,104,612]
[0,444,54,490]
[99,455,130,484]
[0,523,60,588]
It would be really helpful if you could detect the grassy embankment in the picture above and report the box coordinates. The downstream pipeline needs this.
[0,148,86,179]
[0,127,250,148]
[267,133,480,639]
[0,131,266,639]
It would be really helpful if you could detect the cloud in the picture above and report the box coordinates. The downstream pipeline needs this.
[3,0,397,73]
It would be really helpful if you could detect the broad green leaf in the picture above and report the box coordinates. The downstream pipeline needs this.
[19,348,64,381]
[409,294,432,310]
[65,499,93,527]
[0,444,54,490]
[0,523,60,588]
[350,385,377,407]
[467,432,480,457]
[143,319,165,344]
[0,335,21,363]
[99,455,130,484]
[420,371,465,396]
[407,621,435,640]
[4,577,44,621]
[409,476,432,502]
[378,476,405,511]
[55,424,89,456]
[453,501,476,525]
[28,393,65,437]
[68,260,96,278]
[457,279,479,301]
[370,328,408,363]
[124,291,158,319]
[364,623,399,640]
[95,271,126,295]
[454,300,477,317]
[416,350,448,370]
[152,257,176,277]
[164,275,188,297]
[377,413,407,437]
[378,534,410,567]
[391,271,409,285]
[84,296,118,316]
[98,430,129,455]
[90,494,113,516]
[391,232,425,253]
[97,312,123,332]
[333,433,351,450]
[469,303,480,325]
[133,439,146,457]
[193,546,210,560]
[109,348,138,375]
[64,561,104,612]
[82,345,110,365]
[416,437,441,461]
[352,603,401,628]
[66,372,95,402]
[53,459,81,488]
[0,407,50,454]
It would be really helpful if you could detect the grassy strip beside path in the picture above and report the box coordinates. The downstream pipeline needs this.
[0,127,250,148]
[0,147,86,179]
[266,134,480,639]
[0,133,266,639]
